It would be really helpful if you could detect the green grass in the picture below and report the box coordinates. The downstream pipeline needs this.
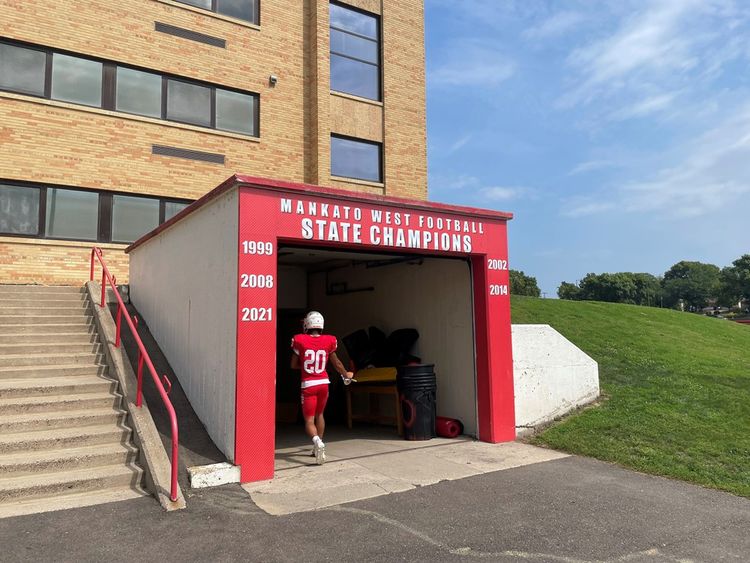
[511,296,750,497]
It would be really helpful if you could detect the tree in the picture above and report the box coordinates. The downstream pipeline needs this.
[662,261,721,310]
[557,272,661,305]
[558,281,582,300]
[510,270,541,297]
[718,254,750,307]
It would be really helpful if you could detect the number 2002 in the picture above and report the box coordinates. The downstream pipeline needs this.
[241,307,273,322]
[242,241,273,255]
[487,259,508,270]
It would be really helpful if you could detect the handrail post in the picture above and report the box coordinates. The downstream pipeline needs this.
[89,249,95,282]
[115,304,122,348]
[136,353,144,408]
[100,269,106,308]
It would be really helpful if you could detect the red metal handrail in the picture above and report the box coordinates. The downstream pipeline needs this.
[90,247,179,502]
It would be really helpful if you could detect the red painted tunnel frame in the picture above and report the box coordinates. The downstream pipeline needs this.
[230,176,515,483]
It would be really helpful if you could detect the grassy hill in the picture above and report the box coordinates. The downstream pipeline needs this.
[511,296,750,497]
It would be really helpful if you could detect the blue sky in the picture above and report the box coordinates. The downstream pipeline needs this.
[424,0,750,296]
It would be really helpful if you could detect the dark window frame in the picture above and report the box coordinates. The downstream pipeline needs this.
[0,180,193,244]
[173,0,260,26]
[0,38,259,137]
[330,133,383,183]
[329,1,382,102]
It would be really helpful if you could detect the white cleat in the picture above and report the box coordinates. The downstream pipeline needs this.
[315,441,326,465]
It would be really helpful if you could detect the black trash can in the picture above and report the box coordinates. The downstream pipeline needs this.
[397,364,436,440]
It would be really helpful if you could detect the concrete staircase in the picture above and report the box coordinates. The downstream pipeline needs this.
[0,285,148,518]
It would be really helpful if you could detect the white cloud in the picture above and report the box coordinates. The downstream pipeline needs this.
[568,159,618,176]
[559,0,745,111]
[447,134,472,154]
[561,200,616,218]
[608,92,678,121]
[429,40,515,88]
[562,102,750,218]
[523,11,586,39]
[479,186,531,201]
[431,174,533,203]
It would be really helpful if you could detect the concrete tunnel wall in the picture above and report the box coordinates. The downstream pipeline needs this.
[128,189,239,461]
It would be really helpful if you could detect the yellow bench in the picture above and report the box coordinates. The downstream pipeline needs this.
[345,368,403,436]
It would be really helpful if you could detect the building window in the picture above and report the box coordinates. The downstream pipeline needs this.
[51,54,103,107]
[0,43,46,97]
[164,200,190,221]
[329,2,380,101]
[0,183,192,243]
[111,195,160,243]
[0,184,40,235]
[46,188,99,241]
[116,67,162,118]
[0,40,259,137]
[175,0,259,25]
[215,88,257,135]
[167,79,212,128]
[331,135,382,183]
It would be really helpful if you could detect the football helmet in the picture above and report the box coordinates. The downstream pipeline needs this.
[303,311,325,332]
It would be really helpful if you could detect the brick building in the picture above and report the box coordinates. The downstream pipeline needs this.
[0,0,427,284]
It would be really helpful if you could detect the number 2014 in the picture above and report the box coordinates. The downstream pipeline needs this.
[489,284,508,296]
[241,307,273,322]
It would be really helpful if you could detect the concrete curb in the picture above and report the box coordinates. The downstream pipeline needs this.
[85,281,185,511]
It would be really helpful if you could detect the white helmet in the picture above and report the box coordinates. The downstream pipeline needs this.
[303,311,324,332]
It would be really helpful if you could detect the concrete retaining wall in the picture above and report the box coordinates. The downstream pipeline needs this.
[511,324,599,433]
[129,189,238,461]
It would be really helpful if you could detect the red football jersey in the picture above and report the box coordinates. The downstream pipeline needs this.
[291,334,338,385]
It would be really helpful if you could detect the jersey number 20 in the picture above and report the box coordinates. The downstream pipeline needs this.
[303,350,327,373]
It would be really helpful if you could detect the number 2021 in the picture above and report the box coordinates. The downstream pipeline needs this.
[241,307,273,322]
[241,274,274,288]
[242,241,273,255]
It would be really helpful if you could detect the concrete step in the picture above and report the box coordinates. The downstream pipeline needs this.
[0,352,104,368]
[0,323,94,336]
[0,486,149,519]
[0,392,121,415]
[0,423,131,454]
[0,296,87,305]
[0,306,90,316]
[0,376,117,399]
[0,332,97,344]
[0,364,108,380]
[0,408,126,434]
[0,463,143,503]
[0,286,84,295]
[0,342,102,356]
[0,315,93,326]
[0,442,138,477]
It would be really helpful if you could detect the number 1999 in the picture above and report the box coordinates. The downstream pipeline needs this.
[242,241,273,255]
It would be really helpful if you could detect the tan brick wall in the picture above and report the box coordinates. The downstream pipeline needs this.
[0,237,129,286]
[0,0,427,283]
[329,94,383,142]
[382,0,428,200]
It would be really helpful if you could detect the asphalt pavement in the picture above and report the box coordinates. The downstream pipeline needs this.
[1,454,748,562]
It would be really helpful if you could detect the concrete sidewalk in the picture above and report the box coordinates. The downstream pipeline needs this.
[244,426,568,514]
[1,453,748,562]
